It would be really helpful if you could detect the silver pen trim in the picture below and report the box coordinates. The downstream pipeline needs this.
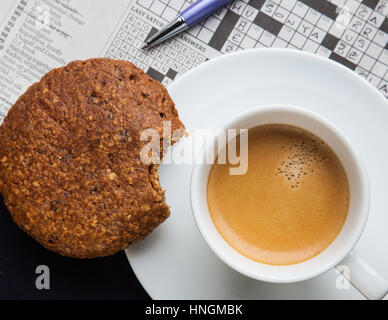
[142,15,188,50]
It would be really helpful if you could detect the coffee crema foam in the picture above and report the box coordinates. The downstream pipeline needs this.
[207,124,350,265]
[275,127,328,189]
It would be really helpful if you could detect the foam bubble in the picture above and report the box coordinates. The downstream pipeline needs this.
[275,137,328,188]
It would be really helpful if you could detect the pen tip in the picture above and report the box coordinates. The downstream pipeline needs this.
[141,43,150,51]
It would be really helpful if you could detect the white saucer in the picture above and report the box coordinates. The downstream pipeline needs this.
[126,49,388,300]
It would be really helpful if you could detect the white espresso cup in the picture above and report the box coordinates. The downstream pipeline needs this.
[190,104,388,300]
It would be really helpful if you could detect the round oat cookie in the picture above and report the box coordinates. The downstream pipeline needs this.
[0,58,185,258]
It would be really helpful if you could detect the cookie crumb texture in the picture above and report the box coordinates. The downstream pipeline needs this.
[0,58,184,258]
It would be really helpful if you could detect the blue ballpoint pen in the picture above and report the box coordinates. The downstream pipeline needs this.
[142,0,234,50]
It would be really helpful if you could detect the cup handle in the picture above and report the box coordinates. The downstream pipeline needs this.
[336,250,388,300]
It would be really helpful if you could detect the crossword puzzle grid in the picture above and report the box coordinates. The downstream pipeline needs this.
[105,0,388,97]
[105,3,207,87]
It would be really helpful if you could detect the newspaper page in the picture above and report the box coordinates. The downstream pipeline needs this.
[0,0,387,122]
[0,0,128,120]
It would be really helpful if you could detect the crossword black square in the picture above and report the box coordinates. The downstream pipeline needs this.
[362,0,380,9]
[322,34,340,51]
[330,53,357,71]
[248,0,265,10]
[147,67,164,82]
[253,12,282,36]
[299,0,338,20]
[166,68,178,80]
[381,18,388,34]
[208,10,240,51]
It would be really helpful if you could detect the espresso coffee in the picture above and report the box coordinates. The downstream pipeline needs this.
[207,124,350,265]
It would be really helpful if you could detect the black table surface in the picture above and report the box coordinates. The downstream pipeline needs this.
[0,196,150,300]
